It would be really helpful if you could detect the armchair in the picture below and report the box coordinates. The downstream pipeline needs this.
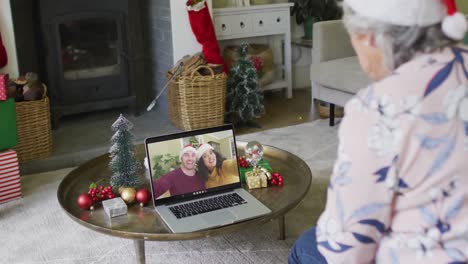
[310,20,371,126]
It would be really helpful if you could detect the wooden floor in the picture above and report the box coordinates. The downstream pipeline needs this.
[235,88,318,135]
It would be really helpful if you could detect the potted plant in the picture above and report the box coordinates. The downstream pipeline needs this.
[290,0,342,40]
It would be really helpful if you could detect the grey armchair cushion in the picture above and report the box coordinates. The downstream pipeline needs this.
[310,20,372,109]
[310,56,371,94]
[312,20,355,63]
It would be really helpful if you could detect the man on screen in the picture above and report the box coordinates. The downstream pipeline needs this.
[152,144,206,199]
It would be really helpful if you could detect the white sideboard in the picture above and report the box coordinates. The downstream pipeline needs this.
[212,3,294,98]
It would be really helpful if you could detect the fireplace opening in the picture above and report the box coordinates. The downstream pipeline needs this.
[60,18,121,80]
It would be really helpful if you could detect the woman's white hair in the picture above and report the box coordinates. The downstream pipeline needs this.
[342,3,456,70]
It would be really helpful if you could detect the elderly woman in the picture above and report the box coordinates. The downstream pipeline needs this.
[289,0,468,263]
[196,144,239,188]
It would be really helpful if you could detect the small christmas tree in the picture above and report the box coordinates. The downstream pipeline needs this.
[109,114,140,188]
[226,43,265,126]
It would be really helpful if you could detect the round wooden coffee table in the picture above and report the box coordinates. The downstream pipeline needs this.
[57,142,312,264]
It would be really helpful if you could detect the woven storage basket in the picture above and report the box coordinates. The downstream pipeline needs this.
[14,84,53,163]
[168,66,227,131]
[167,75,182,129]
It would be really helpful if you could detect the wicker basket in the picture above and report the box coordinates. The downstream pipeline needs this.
[168,66,227,131]
[14,84,53,163]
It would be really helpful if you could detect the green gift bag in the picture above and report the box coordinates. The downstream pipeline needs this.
[0,98,18,150]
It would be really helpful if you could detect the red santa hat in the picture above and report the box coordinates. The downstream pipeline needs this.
[179,144,197,161]
[196,143,214,161]
[344,0,467,40]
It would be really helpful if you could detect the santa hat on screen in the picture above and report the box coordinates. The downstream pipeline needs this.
[344,0,467,40]
[196,143,214,161]
[179,144,197,161]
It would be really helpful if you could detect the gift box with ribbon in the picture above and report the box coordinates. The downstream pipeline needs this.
[0,150,22,204]
[239,158,272,183]
[0,74,8,101]
[245,166,268,189]
[0,98,18,151]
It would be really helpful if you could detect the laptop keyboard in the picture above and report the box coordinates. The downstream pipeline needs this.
[169,193,247,219]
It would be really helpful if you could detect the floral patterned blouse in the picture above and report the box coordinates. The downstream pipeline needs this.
[316,45,468,264]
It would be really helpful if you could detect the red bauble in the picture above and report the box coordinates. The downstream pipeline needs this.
[136,188,151,206]
[77,193,93,210]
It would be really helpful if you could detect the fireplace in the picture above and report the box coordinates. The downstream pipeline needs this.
[12,0,148,128]
[49,14,128,103]
[10,0,174,128]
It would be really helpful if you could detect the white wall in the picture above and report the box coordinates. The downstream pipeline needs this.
[0,0,19,77]
[171,0,311,89]
[171,0,213,63]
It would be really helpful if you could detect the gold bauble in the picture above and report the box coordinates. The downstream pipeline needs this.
[120,187,137,204]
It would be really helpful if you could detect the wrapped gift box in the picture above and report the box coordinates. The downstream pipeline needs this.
[102,197,127,218]
[245,167,268,190]
[0,74,7,101]
[0,150,22,204]
[239,159,272,183]
[0,98,18,151]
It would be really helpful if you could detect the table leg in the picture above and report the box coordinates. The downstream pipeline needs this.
[329,103,335,127]
[134,239,146,264]
[278,215,285,240]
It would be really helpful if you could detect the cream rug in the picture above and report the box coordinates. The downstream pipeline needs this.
[0,119,338,264]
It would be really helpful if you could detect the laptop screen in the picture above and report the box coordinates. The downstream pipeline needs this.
[145,125,241,205]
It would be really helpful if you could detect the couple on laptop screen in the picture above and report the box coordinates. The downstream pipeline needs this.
[147,131,239,200]
[145,125,271,233]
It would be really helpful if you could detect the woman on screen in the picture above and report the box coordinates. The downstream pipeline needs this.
[196,144,239,188]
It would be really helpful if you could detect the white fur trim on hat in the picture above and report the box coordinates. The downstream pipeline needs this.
[345,0,467,40]
[196,144,214,161]
[187,0,206,11]
[179,145,196,161]
[442,12,468,40]
[344,0,446,26]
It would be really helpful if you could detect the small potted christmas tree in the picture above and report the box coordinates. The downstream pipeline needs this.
[225,43,265,127]
[109,114,141,189]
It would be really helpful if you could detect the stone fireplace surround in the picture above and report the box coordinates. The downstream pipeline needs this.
[9,0,173,127]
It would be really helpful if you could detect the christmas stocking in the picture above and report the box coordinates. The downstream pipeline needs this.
[0,32,7,68]
[186,0,225,70]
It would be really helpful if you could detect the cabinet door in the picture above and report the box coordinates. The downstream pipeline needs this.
[252,11,288,33]
[214,14,252,38]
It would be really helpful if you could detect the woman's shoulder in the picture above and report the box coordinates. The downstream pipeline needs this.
[222,159,239,172]
[222,159,237,169]
[222,159,237,165]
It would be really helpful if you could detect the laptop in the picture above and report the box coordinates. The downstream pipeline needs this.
[144,124,271,233]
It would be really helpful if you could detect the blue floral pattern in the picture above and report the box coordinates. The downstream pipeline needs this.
[316,46,468,263]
